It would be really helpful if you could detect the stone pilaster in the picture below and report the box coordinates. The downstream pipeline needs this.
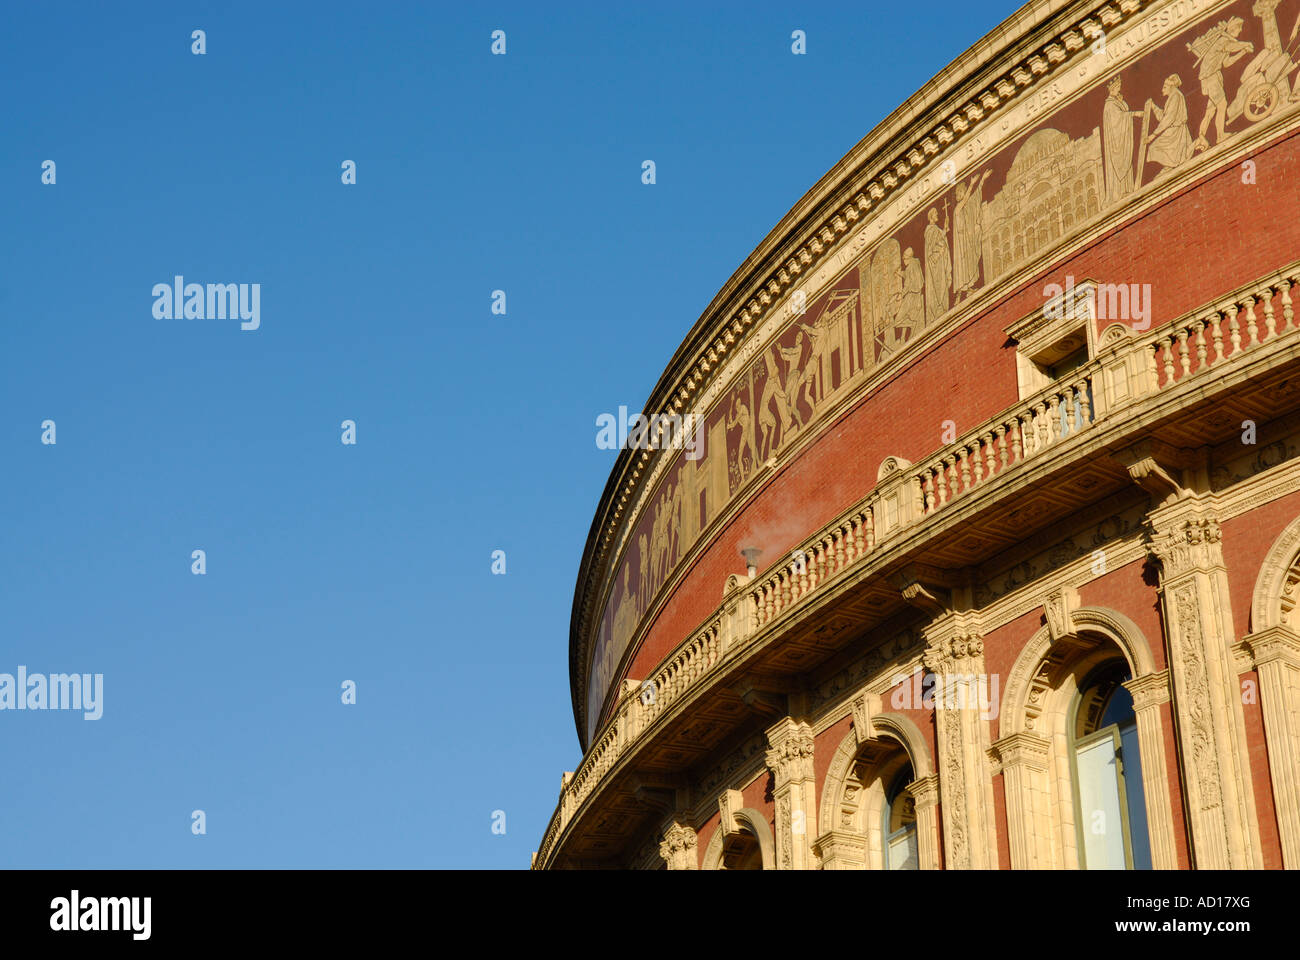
[906,774,942,870]
[658,820,698,870]
[1122,669,1180,870]
[1145,505,1264,869]
[765,717,818,870]
[991,731,1051,869]
[923,633,997,869]
[1245,626,1300,867]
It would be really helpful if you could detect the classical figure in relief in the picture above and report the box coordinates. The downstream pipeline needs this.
[727,396,760,483]
[1143,75,1196,177]
[778,333,808,432]
[923,205,951,324]
[755,356,778,461]
[890,247,925,343]
[797,315,832,414]
[666,478,682,571]
[1102,75,1143,203]
[612,565,638,664]
[637,531,649,610]
[1188,16,1255,150]
[952,169,993,301]
[757,350,791,460]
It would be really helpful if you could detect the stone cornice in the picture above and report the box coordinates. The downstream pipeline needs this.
[568,0,1250,747]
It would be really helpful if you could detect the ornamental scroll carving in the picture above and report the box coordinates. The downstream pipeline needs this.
[1172,584,1230,849]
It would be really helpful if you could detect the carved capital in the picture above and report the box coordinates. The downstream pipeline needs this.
[658,821,698,870]
[922,634,985,674]
[1123,669,1171,711]
[1245,626,1300,670]
[906,773,940,810]
[1144,515,1223,577]
[991,731,1050,770]
[812,829,868,869]
[765,717,816,788]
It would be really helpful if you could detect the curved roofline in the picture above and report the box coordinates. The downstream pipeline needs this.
[568,0,1126,748]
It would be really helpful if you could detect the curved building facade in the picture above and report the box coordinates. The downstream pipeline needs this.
[537,0,1300,869]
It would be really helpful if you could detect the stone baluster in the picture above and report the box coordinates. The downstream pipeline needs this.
[1263,288,1276,339]
[996,424,1010,469]
[1176,327,1190,377]
[1209,311,1224,364]
[1226,304,1241,355]
[1192,319,1207,370]
[1245,295,1259,345]
[1281,279,1294,331]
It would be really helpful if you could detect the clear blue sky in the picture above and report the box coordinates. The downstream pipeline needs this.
[1,1,999,868]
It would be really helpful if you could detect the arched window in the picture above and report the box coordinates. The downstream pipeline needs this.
[882,765,918,870]
[1070,664,1152,869]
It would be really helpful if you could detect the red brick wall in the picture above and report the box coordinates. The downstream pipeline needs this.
[617,130,1300,701]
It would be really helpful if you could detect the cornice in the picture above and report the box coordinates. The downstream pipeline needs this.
[568,0,1239,746]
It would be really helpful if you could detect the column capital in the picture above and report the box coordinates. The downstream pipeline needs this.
[1144,514,1222,575]
[1246,625,1300,670]
[905,773,940,810]
[990,731,1051,770]
[1123,669,1171,711]
[812,830,868,869]
[658,821,698,870]
[923,634,985,674]
[765,717,816,787]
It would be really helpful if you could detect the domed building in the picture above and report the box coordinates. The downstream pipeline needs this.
[536,0,1300,870]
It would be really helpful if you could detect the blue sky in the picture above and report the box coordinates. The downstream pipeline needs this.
[1,1,999,868]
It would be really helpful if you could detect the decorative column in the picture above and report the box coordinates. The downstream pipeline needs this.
[924,633,997,869]
[906,774,942,870]
[990,731,1052,869]
[658,821,698,870]
[765,717,818,870]
[1246,626,1300,866]
[1123,669,1180,870]
[1145,505,1264,869]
